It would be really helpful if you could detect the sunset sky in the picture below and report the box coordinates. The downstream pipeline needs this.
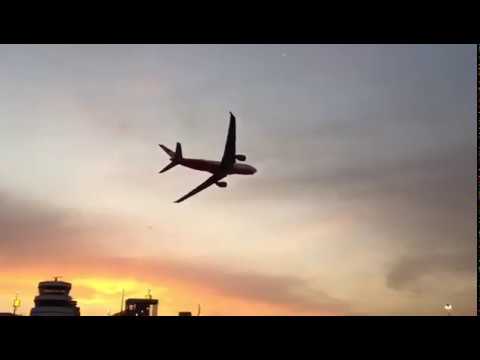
[0,44,476,315]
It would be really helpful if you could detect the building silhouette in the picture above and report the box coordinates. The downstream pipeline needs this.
[30,277,80,316]
[113,298,159,316]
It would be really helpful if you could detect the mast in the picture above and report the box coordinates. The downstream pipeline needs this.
[120,289,125,312]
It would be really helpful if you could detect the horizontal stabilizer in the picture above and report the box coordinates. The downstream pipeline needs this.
[159,144,175,159]
[159,161,177,174]
[159,143,183,174]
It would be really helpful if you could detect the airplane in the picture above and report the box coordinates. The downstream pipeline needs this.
[158,112,257,203]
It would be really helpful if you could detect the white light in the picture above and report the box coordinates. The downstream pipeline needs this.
[444,304,453,311]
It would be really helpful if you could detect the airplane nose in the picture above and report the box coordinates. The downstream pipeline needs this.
[251,166,257,174]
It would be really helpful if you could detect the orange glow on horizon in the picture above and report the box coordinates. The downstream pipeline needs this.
[0,267,343,316]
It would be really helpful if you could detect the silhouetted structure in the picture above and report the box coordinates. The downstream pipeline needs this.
[178,311,192,316]
[0,312,16,316]
[113,298,158,316]
[30,277,80,316]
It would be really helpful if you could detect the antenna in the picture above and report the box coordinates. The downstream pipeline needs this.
[146,289,152,299]
[197,304,201,316]
[120,289,125,312]
[53,276,62,282]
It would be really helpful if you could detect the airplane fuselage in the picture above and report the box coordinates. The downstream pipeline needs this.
[178,158,256,175]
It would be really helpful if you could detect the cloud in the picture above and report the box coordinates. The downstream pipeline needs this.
[102,257,349,314]
[386,251,475,292]
[0,189,347,314]
[0,190,120,259]
[385,251,476,315]
[232,140,475,246]
[228,133,476,314]
[10,255,348,315]
[3,253,349,314]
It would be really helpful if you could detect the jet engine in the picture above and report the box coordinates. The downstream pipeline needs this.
[216,181,227,188]
[235,154,246,161]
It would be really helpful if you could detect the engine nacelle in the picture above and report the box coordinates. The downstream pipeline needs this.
[235,154,246,161]
[216,181,227,188]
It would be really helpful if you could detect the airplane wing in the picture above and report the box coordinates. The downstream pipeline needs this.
[220,112,236,168]
[174,173,226,203]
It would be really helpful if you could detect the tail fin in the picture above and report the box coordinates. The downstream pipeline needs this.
[175,142,182,160]
[158,142,183,173]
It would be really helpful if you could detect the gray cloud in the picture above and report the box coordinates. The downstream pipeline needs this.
[231,129,475,310]
[100,257,349,314]
[0,190,115,258]
[386,252,474,292]
[235,140,474,220]
[384,251,476,315]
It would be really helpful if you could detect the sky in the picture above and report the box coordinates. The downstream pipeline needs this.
[0,44,476,316]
